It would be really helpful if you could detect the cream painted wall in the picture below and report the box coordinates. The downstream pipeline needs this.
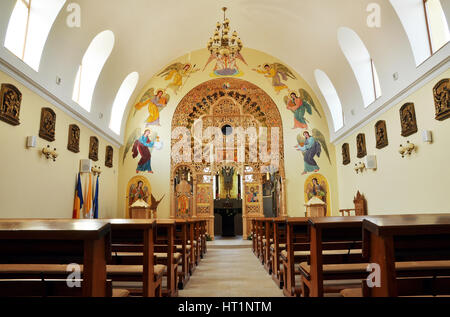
[337,68,450,214]
[0,70,119,219]
[119,48,339,219]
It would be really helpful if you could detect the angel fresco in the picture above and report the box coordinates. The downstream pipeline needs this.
[203,50,248,77]
[158,63,199,94]
[133,88,170,126]
[295,129,331,175]
[284,89,322,129]
[253,63,296,94]
[123,128,163,173]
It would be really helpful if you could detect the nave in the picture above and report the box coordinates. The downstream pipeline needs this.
[179,237,283,297]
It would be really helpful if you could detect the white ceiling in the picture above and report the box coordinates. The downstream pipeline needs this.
[0,0,448,146]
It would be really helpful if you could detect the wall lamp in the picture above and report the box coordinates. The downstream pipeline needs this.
[42,145,58,162]
[91,165,102,176]
[399,141,415,158]
[354,162,366,174]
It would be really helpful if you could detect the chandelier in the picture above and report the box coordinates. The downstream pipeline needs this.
[207,7,243,57]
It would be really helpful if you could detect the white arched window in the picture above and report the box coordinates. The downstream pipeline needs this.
[109,72,139,135]
[4,0,66,71]
[314,69,344,132]
[338,27,382,108]
[390,0,449,66]
[72,30,115,112]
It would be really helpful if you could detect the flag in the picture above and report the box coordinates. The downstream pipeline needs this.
[93,176,99,219]
[84,173,93,219]
[72,173,84,219]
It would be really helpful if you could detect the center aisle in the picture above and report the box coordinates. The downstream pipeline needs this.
[179,237,284,297]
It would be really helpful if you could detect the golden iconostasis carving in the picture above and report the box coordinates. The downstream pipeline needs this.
[170,78,286,222]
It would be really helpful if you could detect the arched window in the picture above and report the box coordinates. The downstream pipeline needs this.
[109,72,139,135]
[338,27,382,108]
[72,30,115,112]
[390,0,449,66]
[314,69,344,132]
[4,0,66,71]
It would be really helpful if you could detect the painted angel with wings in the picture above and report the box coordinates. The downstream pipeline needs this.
[295,129,331,175]
[284,88,322,130]
[253,63,296,94]
[133,88,170,126]
[158,63,199,94]
[122,128,163,173]
[204,50,248,77]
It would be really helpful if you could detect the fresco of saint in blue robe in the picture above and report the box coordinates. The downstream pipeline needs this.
[296,132,321,175]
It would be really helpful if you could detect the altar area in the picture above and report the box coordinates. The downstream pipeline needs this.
[169,79,288,239]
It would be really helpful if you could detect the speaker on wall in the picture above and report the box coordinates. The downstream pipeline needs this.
[80,159,92,173]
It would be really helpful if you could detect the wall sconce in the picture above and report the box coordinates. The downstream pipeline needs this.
[354,162,366,174]
[399,141,415,158]
[42,145,58,162]
[91,165,102,176]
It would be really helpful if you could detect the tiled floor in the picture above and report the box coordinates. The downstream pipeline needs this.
[179,239,284,297]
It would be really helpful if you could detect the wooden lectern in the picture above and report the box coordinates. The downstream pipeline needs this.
[129,199,151,219]
[305,196,327,217]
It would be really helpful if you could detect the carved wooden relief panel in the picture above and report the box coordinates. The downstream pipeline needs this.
[375,120,388,149]
[89,136,99,161]
[39,108,56,142]
[0,84,22,126]
[356,133,367,158]
[434,78,449,121]
[105,146,113,168]
[400,103,418,137]
[342,143,350,165]
[67,124,80,153]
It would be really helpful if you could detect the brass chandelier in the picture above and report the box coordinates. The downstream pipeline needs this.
[207,7,243,57]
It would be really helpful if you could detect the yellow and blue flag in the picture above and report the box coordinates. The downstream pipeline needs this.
[72,173,84,219]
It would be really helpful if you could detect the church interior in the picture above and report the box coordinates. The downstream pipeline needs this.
[0,0,449,301]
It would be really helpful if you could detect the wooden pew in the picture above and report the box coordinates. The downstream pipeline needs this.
[106,219,163,297]
[193,219,202,264]
[251,218,257,254]
[0,279,119,297]
[255,218,265,262]
[175,219,190,289]
[300,216,367,297]
[0,219,111,297]
[263,218,275,273]
[282,218,310,297]
[154,219,179,297]
[187,219,197,274]
[271,217,287,289]
[361,214,450,297]
[199,219,208,257]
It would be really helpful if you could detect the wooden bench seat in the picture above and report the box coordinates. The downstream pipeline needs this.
[270,243,286,251]
[281,249,363,262]
[362,215,450,297]
[342,276,450,297]
[0,263,166,281]
[0,279,128,297]
[0,219,111,297]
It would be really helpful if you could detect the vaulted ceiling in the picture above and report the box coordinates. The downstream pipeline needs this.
[0,0,448,145]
